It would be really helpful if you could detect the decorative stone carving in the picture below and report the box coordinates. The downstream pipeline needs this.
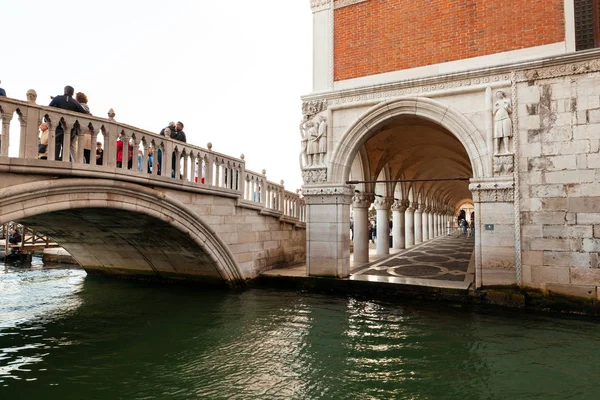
[300,105,328,168]
[302,168,327,184]
[334,0,368,9]
[352,192,374,208]
[310,0,332,12]
[302,185,354,205]
[108,108,116,121]
[493,154,514,175]
[373,196,393,210]
[302,100,327,120]
[391,200,407,212]
[469,181,515,203]
[493,90,513,155]
[26,89,37,104]
[307,73,512,106]
[516,58,600,82]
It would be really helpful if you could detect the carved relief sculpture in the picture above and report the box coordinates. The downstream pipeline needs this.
[493,90,513,155]
[317,116,327,165]
[299,117,309,169]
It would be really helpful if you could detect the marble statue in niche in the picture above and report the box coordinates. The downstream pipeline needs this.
[493,90,513,155]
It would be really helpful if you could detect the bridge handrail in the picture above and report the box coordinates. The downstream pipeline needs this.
[0,95,306,225]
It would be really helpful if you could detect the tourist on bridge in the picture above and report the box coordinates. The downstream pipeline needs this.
[49,86,90,160]
[96,141,103,165]
[116,138,134,169]
[160,122,176,136]
[171,122,186,143]
[0,79,6,96]
[38,121,49,160]
[170,122,186,178]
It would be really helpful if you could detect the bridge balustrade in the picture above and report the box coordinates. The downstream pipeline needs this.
[0,95,306,225]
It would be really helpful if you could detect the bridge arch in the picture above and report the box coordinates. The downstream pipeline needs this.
[0,178,244,285]
[329,96,489,184]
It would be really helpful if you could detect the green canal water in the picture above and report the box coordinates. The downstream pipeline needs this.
[1,259,599,399]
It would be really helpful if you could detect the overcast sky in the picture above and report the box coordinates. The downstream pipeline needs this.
[3,0,313,191]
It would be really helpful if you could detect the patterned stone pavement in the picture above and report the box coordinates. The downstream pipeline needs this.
[351,235,475,288]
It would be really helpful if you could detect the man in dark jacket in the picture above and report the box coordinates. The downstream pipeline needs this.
[0,79,6,97]
[172,121,187,143]
[49,85,89,160]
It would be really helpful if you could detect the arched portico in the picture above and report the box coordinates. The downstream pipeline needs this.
[329,97,489,184]
[0,178,244,285]
[303,96,492,282]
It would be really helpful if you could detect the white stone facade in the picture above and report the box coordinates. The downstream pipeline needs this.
[301,28,600,299]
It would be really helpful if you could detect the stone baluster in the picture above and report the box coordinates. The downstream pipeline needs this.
[414,203,423,245]
[90,130,98,166]
[132,137,141,172]
[352,192,374,263]
[422,206,430,242]
[19,109,39,160]
[374,196,393,255]
[164,140,173,178]
[260,170,267,206]
[391,200,407,249]
[0,113,12,156]
[152,144,161,177]
[405,202,416,248]
[120,133,129,170]
[47,123,57,161]
[104,125,118,168]
[61,119,76,163]
[279,181,285,212]
[75,122,87,164]
[142,141,150,174]
[214,159,221,187]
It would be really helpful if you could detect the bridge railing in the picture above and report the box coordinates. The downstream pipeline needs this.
[0,95,306,225]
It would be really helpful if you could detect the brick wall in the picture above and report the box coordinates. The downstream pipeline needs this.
[334,0,565,81]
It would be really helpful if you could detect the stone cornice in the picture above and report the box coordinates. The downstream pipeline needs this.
[334,0,368,9]
[301,49,600,104]
[310,0,332,12]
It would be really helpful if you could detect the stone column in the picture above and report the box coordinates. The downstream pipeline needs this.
[391,200,407,249]
[375,196,393,255]
[428,208,434,240]
[352,194,373,263]
[405,202,415,248]
[304,184,354,278]
[414,204,423,245]
[432,210,438,237]
[422,207,429,242]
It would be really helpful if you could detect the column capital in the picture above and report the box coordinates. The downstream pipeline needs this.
[303,184,354,205]
[391,200,407,213]
[352,192,374,208]
[374,196,394,210]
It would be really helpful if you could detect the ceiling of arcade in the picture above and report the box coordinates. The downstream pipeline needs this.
[360,116,473,205]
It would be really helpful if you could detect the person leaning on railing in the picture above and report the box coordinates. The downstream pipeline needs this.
[49,85,90,161]
[38,121,49,159]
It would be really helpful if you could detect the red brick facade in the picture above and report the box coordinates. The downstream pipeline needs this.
[334,0,566,81]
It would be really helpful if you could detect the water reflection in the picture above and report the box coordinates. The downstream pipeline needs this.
[1,263,600,399]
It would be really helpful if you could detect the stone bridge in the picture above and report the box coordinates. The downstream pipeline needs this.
[0,95,306,286]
